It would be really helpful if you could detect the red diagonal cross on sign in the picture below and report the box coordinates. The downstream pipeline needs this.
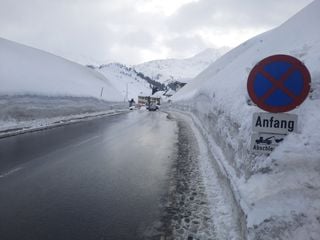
[247,54,311,113]
[260,66,297,102]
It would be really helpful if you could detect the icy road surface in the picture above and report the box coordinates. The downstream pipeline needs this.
[0,111,178,240]
[0,110,243,240]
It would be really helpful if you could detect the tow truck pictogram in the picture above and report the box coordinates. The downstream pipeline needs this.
[255,136,284,145]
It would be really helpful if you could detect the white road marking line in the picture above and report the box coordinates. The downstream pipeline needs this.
[0,167,23,178]
[0,136,100,180]
[73,135,100,148]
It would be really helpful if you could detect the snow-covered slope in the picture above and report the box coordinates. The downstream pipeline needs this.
[96,63,152,101]
[0,37,122,102]
[0,38,126,133]
[134,47,229,84]
[172,1,320,239]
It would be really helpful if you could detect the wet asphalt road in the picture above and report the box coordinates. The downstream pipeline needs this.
[0,111,177,240]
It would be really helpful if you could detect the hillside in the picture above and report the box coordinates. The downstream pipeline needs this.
[134,47,229,85]
[0,37,122,101]
[172,1,320,239]
[0,38,124,133]
[93,48,229,100]
[96,63,155,101]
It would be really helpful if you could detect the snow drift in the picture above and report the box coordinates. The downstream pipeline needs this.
[0,38,125,130]
[171,1,320,239]
[0,37,122,101]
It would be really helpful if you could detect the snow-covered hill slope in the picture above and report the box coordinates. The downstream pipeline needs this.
[172,1,320,239]
[96,63,153,101]
[134,48,229,84]
[0,38,126,132]
[0,37,122,102]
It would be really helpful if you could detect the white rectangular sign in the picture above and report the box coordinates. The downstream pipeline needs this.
[251,132,286,154]
[252,112,298,134]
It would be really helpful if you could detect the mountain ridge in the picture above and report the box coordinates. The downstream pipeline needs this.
[133,47,230,85]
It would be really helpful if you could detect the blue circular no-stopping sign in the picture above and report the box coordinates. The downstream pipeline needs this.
[247,54,311,113]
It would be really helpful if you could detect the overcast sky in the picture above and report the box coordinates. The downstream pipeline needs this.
[0,0,314,65]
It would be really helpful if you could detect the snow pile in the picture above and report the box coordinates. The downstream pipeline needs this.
[134,48,229,85]
[171,1,320,239]
[0,37,122,101]
[0,98,127,139]
[0,38,126,132]
[96,63,152,101]
[0,95,127,132]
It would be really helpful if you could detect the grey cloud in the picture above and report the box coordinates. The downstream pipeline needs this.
[120,31,155,48]
[0,0,314,64]
[0,0,144,64]
[167,0,314,33]
[165,35,208,58]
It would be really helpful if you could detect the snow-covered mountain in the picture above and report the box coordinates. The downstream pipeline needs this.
[134,47,229,85]
[92,47,229,101]
[172,1,320,239]
[96,63,156,102]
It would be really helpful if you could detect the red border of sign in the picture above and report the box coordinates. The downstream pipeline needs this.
[247,54,311,113]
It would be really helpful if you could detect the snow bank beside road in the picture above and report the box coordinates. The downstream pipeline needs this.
[171,1,320,239]
[0,37,122,101]
[0,38,125,134]
[0,95,127,138]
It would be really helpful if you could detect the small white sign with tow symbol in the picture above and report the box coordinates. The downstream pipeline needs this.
[251,132,286,154]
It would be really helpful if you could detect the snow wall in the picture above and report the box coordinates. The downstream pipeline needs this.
[171,1,320,239]
[0,38,126,123]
